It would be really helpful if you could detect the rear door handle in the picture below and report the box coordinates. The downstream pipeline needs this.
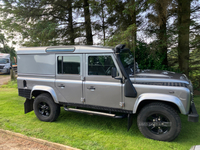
[58,84,65,88]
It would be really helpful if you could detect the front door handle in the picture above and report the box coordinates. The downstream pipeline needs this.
[58,84,65,88]
[87,86,95,91]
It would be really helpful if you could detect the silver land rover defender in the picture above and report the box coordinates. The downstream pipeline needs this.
[17,44,199,141]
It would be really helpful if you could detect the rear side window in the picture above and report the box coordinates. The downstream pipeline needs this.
[57,56,80,74]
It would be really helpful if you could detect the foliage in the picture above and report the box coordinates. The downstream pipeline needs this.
[136,40,165,70]
[21,21,59,46]
[0,0,76,46]
[0,87,200,149]
[0,0,199,80]
[105,25,168,70]
[0,33,16,62]
[0,45,16,59]
[105,24,137,50]
[189,49,200,90]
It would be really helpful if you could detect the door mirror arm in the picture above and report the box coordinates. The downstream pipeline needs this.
[111,67,123,83]
[114,77,123,83]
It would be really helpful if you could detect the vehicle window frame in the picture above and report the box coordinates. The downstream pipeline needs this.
[56,54,82,77]
[86,53,121,78]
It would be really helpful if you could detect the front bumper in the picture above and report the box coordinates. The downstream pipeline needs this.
[0,68,9,74]
[188,102,199,122]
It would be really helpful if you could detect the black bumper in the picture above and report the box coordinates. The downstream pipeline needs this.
[188,102,199,122]
[18,89,31,99]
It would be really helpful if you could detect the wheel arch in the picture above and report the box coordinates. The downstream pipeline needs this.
[31,85,58,103]
[133,93,186,115]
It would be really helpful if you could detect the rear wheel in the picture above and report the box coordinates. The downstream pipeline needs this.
[33,93,60,122]
[137,102,181,141]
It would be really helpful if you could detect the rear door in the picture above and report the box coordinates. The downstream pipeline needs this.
[55,54,83,103]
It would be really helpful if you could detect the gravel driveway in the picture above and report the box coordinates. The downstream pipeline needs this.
[0,132,56,150]
[0,129,78,150]
[0,75,10,85]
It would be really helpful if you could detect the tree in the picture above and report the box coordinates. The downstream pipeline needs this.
[105,24,137,50]
[83,0,93,45]
[0,33,16,61]
[145,0,173,68]
[177,0,191,76]
[90,0,108,45]
[0,0,78,46]
[105,0,144,50]
[0,33,6,50]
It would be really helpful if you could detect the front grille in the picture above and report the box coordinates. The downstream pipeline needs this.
[0,66,4,69]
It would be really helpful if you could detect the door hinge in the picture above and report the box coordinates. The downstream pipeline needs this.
[119,102,125,107]
[81,77,85,81]
[81,98,85,103]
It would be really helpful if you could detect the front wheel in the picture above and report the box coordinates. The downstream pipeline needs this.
[137,102,181,141]
[33,93,60,122]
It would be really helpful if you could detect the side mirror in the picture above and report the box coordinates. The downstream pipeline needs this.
[111,67,117,78]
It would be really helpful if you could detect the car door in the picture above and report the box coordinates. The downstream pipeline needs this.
[55,54,83,103]
[84,53,123,108]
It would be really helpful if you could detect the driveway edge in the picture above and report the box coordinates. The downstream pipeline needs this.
[0,129,80,150]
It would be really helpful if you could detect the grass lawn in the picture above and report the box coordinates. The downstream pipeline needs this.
[0,83,200,150]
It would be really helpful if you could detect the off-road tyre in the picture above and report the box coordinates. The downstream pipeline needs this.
[137,102,181,141]
[33,93,60,122]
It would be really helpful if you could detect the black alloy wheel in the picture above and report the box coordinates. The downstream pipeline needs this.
[137,102,181,141]
[33,93,60,122]
[38,102,51,117]
[146,113,171,135]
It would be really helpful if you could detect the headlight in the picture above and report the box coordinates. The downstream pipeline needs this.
[180,74,188,80]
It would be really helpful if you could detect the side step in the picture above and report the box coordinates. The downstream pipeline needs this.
[64,107,126,118]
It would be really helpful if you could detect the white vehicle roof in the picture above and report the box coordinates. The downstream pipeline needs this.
[17,45,114,54]
[0,53,10,58]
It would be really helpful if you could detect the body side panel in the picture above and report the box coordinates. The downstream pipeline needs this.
[17,76,60,103]
[124,84,190,114]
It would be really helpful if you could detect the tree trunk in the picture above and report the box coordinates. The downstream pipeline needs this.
[68,0,75,45]
[83,0,93,45]
[178,0,190,76]
[158,1,168,68]
[132,1,136,55]
[101,0,106,45]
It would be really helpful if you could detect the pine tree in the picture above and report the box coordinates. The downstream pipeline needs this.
[177,0,191,76]
[0,0,77,46]
[146,0,173,68]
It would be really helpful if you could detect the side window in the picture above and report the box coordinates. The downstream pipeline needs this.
[88,55,115,76]
[57,56,80,75]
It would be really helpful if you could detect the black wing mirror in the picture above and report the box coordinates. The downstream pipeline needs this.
[111,67,117,78]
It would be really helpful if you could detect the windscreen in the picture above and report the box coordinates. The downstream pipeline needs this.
[119,51,135,75]
[0,58,9,64]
